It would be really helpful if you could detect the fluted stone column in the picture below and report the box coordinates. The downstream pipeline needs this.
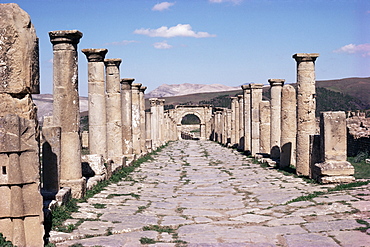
[293,53,319,176]
[237,95,244,150]
[269,79,285,160]
[121,78,134,156]
[49,30,85,198]
[280,85,297,168]
[105,58,123,163]
[259,101,271,154]
[131,83,142,155]
[249,84,263,155]
[242,86,251,152]
[230,97,237,146]
[82,48,108,159]
[139,86,147,153]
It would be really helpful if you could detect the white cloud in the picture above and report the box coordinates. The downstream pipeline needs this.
[134,24,216,38]
[209,0,243,4]
[334,43,370,56]
[153,41,173,49]
[103,40,138,46]
[152,2,175,11]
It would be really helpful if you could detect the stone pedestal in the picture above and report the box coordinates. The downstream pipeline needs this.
[121,78,134,155]
[105,59,123,163]
[269,79,284,160]
[82,48,108,159]
[312,111,355,183]
[131,83,142,155]
[280,85,297,168]
[249,84,263,155]
[259,101,271,154]
[293,53,319,176]
[49,29,85,198]
[242,86,251,152]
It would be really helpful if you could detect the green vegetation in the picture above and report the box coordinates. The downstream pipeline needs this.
[51,199,79,232]
[199,94,232,108]
[348,151,370,179]
[140,237,156,244]
[0,233,14,247]
[92,203,106,209]
[143,225,176,233]
[287,181,370,204]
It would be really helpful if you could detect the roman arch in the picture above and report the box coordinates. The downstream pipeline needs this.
[170,105,213,140]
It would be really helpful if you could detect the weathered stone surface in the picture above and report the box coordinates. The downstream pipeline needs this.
[282,233,340,247]
[82,154,106,176]
[313,161,354,176]
[293,53,319,176]
[0,3,39,94]
[259,101,270,154]
[0,93,37,120]
[269,79,284,159]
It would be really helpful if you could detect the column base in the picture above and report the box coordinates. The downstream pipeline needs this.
[60,178,86,199]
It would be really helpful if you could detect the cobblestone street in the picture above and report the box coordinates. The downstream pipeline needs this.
[52,140,370,247]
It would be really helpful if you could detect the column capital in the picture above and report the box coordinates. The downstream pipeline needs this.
[49,30,83,45]
[131,83,142,90]
[237,95,243,99]
[292,53,319,62]
[268,79,285,87]
[104,58,122,67]
[120,78,134,90]
[149,98,158,107]
[81,48,108,62]
[249,83,264,90]
[158,99,165,106]
[139,86,147,93]
[230,96,238,100]
[241,85,250,90]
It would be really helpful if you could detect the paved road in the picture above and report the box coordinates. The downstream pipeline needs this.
[51,140,370,247]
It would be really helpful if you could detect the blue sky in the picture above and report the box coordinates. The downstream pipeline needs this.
[3,0,370,96]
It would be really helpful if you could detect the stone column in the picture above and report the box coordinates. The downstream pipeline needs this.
[121,78,134,156]
[105,58,123,163]
[150,98,159,149]
[249,84,263,155]
[158,99,165,145]
[139,86,147,153]
[230,97,237,146]
[234,96,240,147]
[269,79,285,160]
[131,83,142,154]
[145,111,152,152]
[280,85,297,168]
[82,48,108,159]
[49,30,85,198]
[259,101,271,154]
[293,53,319,176]
[238,95,244,150]
[242,86,251,152]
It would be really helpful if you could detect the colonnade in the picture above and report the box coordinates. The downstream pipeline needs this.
[210,53,354,183]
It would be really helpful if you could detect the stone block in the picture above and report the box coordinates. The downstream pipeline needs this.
[82,154,106,177]
[318,176,355,184]
[55,187,71,206]
[60,178,86,199]
[313,161,354,176]
[0,3,39,94]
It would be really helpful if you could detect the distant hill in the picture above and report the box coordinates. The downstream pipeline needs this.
[146,83,239,98]
[145,77,370,115]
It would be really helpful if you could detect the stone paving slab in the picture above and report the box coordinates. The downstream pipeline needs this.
[51,140,370,246]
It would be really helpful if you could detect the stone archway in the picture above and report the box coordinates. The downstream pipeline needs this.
[170,105,213,140]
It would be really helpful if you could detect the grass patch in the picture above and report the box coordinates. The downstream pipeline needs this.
[0,233,15,247]
[51,199,79,232]
[348,156,370,179]
[143,225,176,233]
[92,203,106,209]
[287,181,370,204]
[140,237,156,244]
[355,219,370,232]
